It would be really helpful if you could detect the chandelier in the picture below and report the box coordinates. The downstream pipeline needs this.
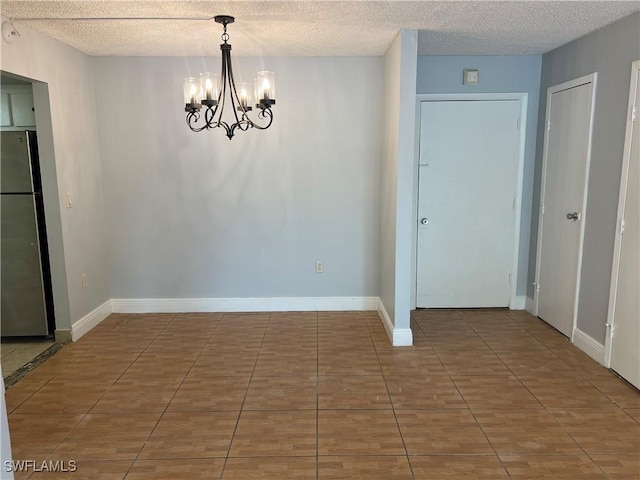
[183,15,275,139]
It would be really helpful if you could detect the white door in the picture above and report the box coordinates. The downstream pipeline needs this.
[608,62,640,389]
[536,76,596,337]
[416,99,521,308]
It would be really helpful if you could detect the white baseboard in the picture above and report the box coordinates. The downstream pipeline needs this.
[377,299,413,347]
[377,299,394,341]
[572,328,605,365]
[102,296,415,347]
[71,300,112,341]
[510,295,526,310]
[110,296,379,314]
[392,328,413,347]
[525,296,535,315]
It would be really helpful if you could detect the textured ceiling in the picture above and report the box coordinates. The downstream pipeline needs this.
[0,1,638,56]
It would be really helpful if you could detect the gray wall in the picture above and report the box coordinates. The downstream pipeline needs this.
[379,30,418,341]
[416,55,542,298]
[530,12,640,343]
[380,36,399,324]
[92,56,382,299]
[0,20,110,330]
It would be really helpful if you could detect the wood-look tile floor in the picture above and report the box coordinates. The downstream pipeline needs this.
[4,309,640,479]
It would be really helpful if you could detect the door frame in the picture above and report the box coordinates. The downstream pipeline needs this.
[2,70,70,336]
[604,60,640,367]
[533,72,598,342]
[411,93,528,310]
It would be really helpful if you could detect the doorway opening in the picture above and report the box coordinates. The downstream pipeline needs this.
[1,71,64,379]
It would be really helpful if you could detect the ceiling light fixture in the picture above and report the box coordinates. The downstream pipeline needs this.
[183,15,275,140]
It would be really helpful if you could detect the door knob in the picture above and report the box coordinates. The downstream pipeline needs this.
[566,212,580,221]
[420,218,429,225]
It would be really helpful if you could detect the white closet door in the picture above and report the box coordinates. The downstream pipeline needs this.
[537,78,596,337]
[608,63,640,389]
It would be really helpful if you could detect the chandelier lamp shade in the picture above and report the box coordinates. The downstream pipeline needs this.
[183,15,275,139]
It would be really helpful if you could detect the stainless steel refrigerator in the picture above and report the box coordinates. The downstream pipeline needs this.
[1,130,53,337]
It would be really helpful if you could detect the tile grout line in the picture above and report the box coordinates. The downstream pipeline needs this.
[5,377,52,414]
[117,313,190,478]
[369,319,416,480]
[218,311,271,480]
[443,315,515,480]
[621,408,640,425]
[469,316,551,415]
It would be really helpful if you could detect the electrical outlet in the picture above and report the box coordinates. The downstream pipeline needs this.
[81,273,88,289]
[315,261,324,273]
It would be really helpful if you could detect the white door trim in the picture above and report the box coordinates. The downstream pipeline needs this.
[533,72,598,343]
[604,60,640,367]
[411,92,528,310]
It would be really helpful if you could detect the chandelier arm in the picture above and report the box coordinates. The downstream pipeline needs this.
[218,120,234,139]
[223,45,248,131]
[234,117,252,133]
[209,72,226,129]
[203,104,216,128]
[238,112,253,132]
[220,46,243,137]
[247,108,274,130]
[231,118,255,135]
[225,43,273,131]
[234,105,273,131]
[217,49,230,130]
[186,110,209,132]
[225,51,275,132]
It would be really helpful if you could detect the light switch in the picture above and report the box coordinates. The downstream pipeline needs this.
[65,192,72,208]
[463,69,479,85]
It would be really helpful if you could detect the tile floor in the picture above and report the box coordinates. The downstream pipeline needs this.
[3,309,639,479]
[1,339,55,379]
